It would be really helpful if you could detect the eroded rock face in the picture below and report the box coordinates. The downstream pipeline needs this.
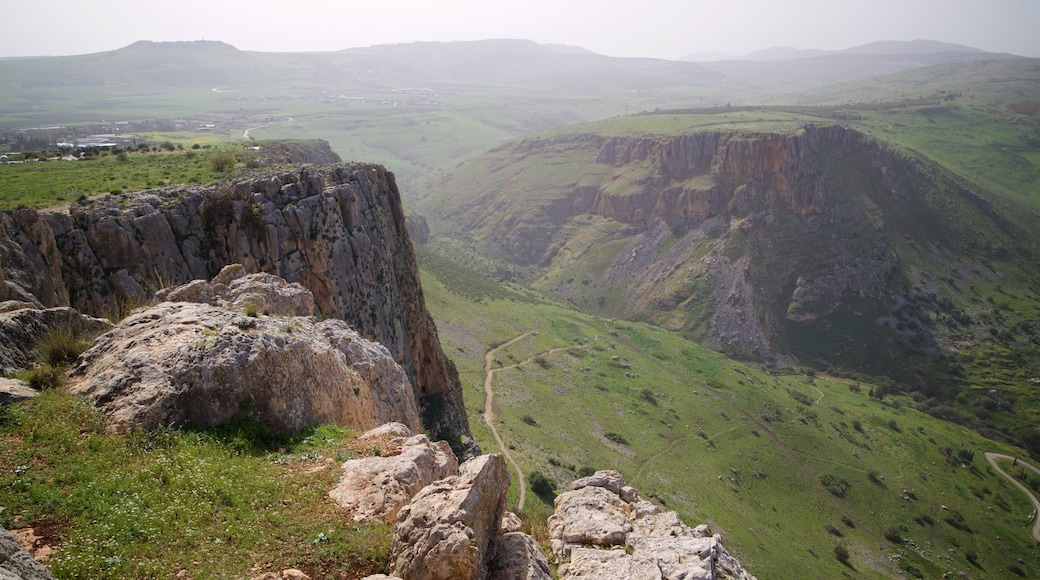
[548,471,756,580]
[0,526,54,580]
[391,454,509,580]
[0,305,112,376]
[69,273,421,435]
[0,163,471,452]
[329,428,459,524]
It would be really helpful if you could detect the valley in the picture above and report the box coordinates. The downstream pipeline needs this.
[1,38,1040,578]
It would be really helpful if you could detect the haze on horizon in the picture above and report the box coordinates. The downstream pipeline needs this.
[4,0,1039,60]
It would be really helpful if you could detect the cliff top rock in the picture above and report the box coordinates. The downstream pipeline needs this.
[70,270,421,435]
[549,470,756,580]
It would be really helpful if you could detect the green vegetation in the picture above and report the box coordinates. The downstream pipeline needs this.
[418,247,1040,579]
[0,391,390,579]
[0,146,256,209]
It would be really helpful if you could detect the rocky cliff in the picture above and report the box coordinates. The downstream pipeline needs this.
[0,164,472,451]
[428,123,1028,385]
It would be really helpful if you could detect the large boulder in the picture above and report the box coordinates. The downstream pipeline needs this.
[69,273,421,435]
[0,526,54,580]
[0,305,112,376]
[487,532,552,580]
[329,427,459,523]
[390,454,509,580]
[549,471,756,580]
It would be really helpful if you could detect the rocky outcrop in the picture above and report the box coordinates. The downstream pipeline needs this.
[0,526,54,580]
[391,454,512,580]
[69,271,422,434]
[0,305,112,376]
[0,164,471,452]
[329,425,459,523]
[0,378,38,405]
[548,471,755,580]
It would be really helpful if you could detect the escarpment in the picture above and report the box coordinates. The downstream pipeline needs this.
[430,123,1026,382]
[0,164,472,451]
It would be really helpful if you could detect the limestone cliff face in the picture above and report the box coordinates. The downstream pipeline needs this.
[0,164,471,450]
[435,123,1019,380]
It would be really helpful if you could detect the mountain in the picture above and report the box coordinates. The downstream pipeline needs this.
[684,39,989,62]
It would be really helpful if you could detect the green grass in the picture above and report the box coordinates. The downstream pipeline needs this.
[0,146,255,209]
[417,247,1040,579]
[0,391,391,579]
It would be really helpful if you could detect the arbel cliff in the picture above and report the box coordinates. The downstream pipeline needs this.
[0,164,473,451]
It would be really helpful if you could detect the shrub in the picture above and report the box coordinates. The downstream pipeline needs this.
[19,364,64,390]
[520,414,538,426]
[820,474,850,498]
[884,526,903,543]
[824,523,844,537]
[37,327,91,367]
[527,471,555,498]
[209,151,237,173]
[604,432,629,445]
[833,544,849,563]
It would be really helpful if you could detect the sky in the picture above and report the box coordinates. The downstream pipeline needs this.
[3,0,1039,60]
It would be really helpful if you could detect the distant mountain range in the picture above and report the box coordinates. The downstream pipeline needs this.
[682,39,994,61]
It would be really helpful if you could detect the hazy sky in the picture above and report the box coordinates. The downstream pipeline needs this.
[4,0,1038,59]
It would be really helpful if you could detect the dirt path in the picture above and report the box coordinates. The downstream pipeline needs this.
[243,116,293,139]
[483,332,533,511]
[985,452,1040,544]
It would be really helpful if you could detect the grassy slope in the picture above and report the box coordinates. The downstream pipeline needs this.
[417,248,1040,579]
[0,392,390,579]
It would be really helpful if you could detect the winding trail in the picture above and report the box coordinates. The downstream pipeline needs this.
[483,332,533,511]
[985,452,1040,544]
[243,116,293,140]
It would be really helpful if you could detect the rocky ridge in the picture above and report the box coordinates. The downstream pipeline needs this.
[69,267,423,434]
[0,163,471,450]
[436,124,1020,379]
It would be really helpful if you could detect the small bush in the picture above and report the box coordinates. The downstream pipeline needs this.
[520,414,538,426]
[884,526,903,543]
[604,432,629,445]
[824,523,844,537]
[841,515,855,528]
[37,327,91,367]
[208,151,237,173]
[820,474,850,498]
[527,471,555,499]
[833,544,849,563]
[20,364,64,390]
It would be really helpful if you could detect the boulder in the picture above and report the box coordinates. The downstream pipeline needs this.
[487,532,552,580]
[156,267,314,317]
[69,273,421,435]
[549,471,756,580]
[391,454,509,580]
[0,526,54,580]
[0,306,112,376]
[329,431,459,523]
[0,379,38,405]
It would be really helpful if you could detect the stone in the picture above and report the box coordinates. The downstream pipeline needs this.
[329,433,459,523]
[0,306,112,376]
[156,270,314,317]
[357,422,413,442]
[0,526,54,580]
[70,276,422,435]
[0,379,38,405]
[499,511,523,534]
[487,532,552,580]
[548,485,631,547]
[549,471,756,580]
[391,454,509,580]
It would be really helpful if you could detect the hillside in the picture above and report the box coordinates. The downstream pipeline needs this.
[419,109,1040,456]
[415,245,1040,579]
